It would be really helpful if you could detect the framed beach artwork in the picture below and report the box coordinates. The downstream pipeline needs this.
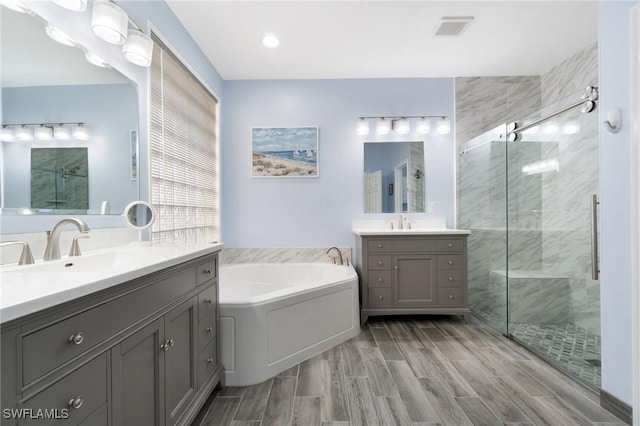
[251,127,319,178]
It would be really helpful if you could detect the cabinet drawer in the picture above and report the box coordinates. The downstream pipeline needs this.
[438,288,464,306]
[438,270,463,287]
[22,304,110,386]
[368,288,393,307]
[438,255,463,270]
[368,271,392,288]
[367,240,391,252]
[391,239,437,252]
[198,339,217,389]
[368,255,392,270]
[111,267,196,332]
[21,354,107,426]
[198,310,216,353]
[198,284,217,323]
[196,257,217,286]
[437,239,463,252]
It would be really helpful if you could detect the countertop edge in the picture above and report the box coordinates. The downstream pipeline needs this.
[1,243,224,325]
[352,229,471,236]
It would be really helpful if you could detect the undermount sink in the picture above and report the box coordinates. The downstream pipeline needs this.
[351,218,470,236]
[3,251,122,274]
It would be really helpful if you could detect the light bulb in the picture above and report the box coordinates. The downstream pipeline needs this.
[394,118,410,135]
[122,30,153,67]
[15,126,33,141]
[73,124,90,140]
[91,0,128,45]
[416,117,431,134]
[356,118,369,136]
[45,24,76,47]
[35,126,53,141]
[54,125,71,140]
[376,118,390,135]
[85,51,110,68]
[262,33,280,48]
[1,126,15,142]
[51,0,87,12]
[436,118,451,135]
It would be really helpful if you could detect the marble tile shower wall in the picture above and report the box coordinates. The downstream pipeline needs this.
[409,142,425,212]
[456,43,599,332]
[220,248,352,265]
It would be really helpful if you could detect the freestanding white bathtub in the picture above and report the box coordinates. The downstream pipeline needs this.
[219,263,360,386]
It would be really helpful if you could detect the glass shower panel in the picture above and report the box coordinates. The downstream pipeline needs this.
[507,93,601,389]
[458,125,508,334]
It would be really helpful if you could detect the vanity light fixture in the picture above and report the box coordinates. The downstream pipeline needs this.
[0,126,15,142]
[35,125,53,141]
[45,23,76,47]
[416,117,431,134]
[122,29,153,67]
[356,118,370,135]
[1,122,89,141]
[376,118,390,135]
[355,115,450,136]
[436,117,451,135]
[91,0,128,45]
[73,123,90,140]
[15,126,34,142]
[52,0,87,12]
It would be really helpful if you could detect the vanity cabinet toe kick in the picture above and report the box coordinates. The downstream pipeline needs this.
[355,234,470,325]
[0,253,222,426]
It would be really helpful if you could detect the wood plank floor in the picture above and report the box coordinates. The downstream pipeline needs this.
[192,316,628,426]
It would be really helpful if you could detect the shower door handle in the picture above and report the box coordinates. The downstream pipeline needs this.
[591,194,600,280]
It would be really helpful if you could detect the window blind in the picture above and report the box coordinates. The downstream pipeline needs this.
[149,33,219,245]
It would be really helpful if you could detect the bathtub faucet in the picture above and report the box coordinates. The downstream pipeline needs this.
[326,246,344,265]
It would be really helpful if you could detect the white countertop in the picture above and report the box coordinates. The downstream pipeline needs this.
[352,228,471,236]
[0,242,224,324]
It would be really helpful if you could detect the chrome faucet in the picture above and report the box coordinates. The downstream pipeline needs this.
[0,241,35,265]
[326,246,344,266]
[43,218,91,261]
[398,214,406,230]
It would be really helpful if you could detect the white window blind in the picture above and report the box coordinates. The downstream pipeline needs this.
[149,33,219,245]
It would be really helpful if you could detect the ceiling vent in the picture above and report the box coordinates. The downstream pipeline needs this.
[435,16,474,37]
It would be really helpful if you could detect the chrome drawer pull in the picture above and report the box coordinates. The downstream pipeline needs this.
[448,276,454,281]
[203,268,212,275]
[377,244,383,248]
[378,277,383,282]
[448,243,454,248]
[393,266,398,270]
[68,397,83,410]
[68,332,85,345]
[447,260,454,265]
[160,339,174,351]
[168,338,175,347]
[204,299,213,305]
[378,295,384,300]
[206,327,213,333]
[377,261,383,265]
[448,294,454,300]
[207,357,214,364]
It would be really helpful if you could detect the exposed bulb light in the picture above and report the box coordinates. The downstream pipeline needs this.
[35,126,53,141]
[52,0,87,12]
[15,126,33,141]
[85,51,110,68]
[0,126,15,142]
[416,117,431,134]
[394,118,410,135]
[73,124,90,140]
[1,0,29,13]
[54,125,71,140]
[91,0,128,45]
[356,118,369,136]
[45,24,76,47]
[376,118,390,135]
[122,30,153,67]
[262,33,280,48]
[436,117,451,135]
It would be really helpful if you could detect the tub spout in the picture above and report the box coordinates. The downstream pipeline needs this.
[326,246,344,266]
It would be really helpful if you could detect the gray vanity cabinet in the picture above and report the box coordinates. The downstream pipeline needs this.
[356,235,470,324]
[0,252,222,426]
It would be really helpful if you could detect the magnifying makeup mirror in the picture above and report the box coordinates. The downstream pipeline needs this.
[122,201,155,246]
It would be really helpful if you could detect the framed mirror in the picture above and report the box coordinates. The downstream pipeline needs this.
[1,5,140,216]
[364,141,425,213]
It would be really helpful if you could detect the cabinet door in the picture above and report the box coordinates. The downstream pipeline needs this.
[164,298,197,425]
[393,254,436,306]
[111,319,164,426]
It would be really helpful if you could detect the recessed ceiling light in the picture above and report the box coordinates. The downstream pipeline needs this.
[262,33,280,48]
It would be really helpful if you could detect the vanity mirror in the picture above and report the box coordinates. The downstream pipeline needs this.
[1,5,140,216]
[122,201,155,245]
[364,141,425,214]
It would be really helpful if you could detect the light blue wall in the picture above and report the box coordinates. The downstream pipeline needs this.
[2,0,223,234]
[598,0,636,406]
[222,78,455,248]
[2,84,138,213]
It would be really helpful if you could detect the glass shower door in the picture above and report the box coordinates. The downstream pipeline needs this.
[458,125,508,334]
[506,93,601,389]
